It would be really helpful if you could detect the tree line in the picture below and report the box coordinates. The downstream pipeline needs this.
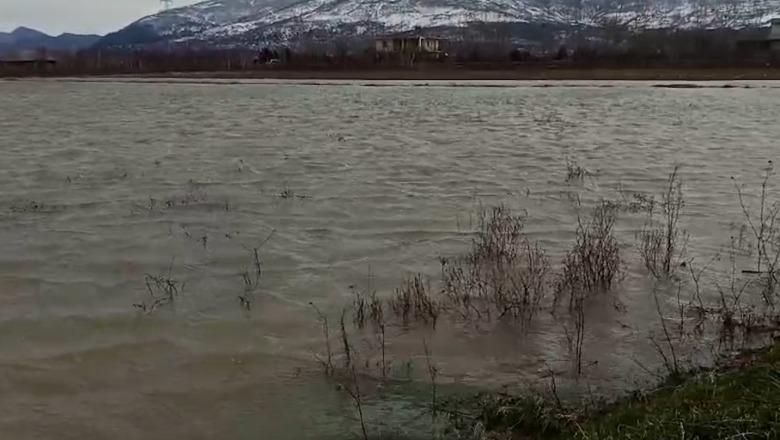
[1,26,777,76]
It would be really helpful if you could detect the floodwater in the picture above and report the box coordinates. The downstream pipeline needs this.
[1,79,779,439]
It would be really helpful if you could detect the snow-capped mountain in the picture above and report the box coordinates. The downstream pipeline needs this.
[99,0,780,47]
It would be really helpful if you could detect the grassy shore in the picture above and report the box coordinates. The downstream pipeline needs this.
[460,342,780,439]
[580,344,780,439]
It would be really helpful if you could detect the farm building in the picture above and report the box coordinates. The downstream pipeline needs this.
[0,54,57,74]
[770,18,780,51]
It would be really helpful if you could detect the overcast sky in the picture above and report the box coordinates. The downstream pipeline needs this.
[0,0,200,35]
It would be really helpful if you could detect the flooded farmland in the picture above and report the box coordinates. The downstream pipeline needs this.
[1,79,779,439]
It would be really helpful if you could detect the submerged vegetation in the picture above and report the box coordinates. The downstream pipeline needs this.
[555,200,621,309]
[300,163,780,439]
[133,259,184,314]
[735,164,780,309]
[124,160,780,439]
[441,205,551,324]
[389,274,441,328]
[639,165,687,279]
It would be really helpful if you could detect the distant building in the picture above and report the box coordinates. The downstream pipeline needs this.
[375,35,443,55]
[738,18,780,57]
[0,52,57,74]
[770,18,780,51]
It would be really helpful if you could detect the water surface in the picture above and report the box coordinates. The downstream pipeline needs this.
[1,79,779,439]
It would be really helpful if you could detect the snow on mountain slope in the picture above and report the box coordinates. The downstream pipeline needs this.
[101,0,780,47]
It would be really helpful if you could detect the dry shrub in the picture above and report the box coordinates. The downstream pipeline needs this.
[352,286,385,330]
[562,293,587,375]
[441,205,551,323]
[710,238,780,345]
[353,289,367,329]
[649,284,683,377]
[238,247,262,311]
[335,313,369,440]
[310,302,335,376]
[617,186,656,214]
[553,201,620,374]
[369,293,383,328]
[133,260,184,314]
[565,159,588,183]
[473,205,527,262]
[389,274,440,328]
[735,163,780,309]
[639,166,686,279]
[340,308,353,369]
[677,242,780,357]
[555,201,621,311]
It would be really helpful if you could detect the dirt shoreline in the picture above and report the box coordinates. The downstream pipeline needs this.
[4,66,780,81]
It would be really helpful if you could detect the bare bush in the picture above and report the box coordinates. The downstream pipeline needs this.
[344,363,370,440]
[389,274,440,328]
[562,294,586,375]
[554,200,618,374]
[473,205,526,262]
[310,303,335,376]
[238,247,262,311]
[336,322,369,440]
[685,239,780,349]
[735,164,780,308]
[351,286,384,330]
[555,201,621,311]
[649,285,682,377]
[369,294,384,329]
[134,260,184,314]
[440,256,482,320]
[498,240,550,321]
[687,258,710,317]
[377,323,387,379]
[441,205,551,323]
[716,239,755,317]
[237,231,274,311]
[712,238,773,346]
[311,304,375,439]
[565,159,588,183]
[277,184,310,200]
[340,308,353,370]
[639,166,687,279]
[350,283,389,378]
[617,184,656,214]
[422,339,439,436]
[353,290,366,329]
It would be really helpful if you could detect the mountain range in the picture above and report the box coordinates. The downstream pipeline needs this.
[4,0,780,54]
[98,0,780,48]
[0,27,101,56]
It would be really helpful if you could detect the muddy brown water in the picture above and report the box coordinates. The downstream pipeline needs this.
[1,79,779,439]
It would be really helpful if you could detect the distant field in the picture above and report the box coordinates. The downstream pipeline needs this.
[128,66,780,81]
[4,66,780,81]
